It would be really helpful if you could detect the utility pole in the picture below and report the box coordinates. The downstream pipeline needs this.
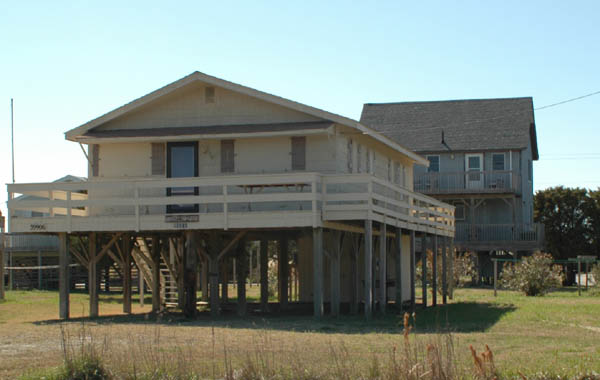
[1,212,5,299]
[11,98,15,184]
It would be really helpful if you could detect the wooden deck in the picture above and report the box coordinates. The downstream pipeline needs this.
[414,170,521,195]
[7,172,454,237]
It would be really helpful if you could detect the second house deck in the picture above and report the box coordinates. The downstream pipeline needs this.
[8,172,454,237]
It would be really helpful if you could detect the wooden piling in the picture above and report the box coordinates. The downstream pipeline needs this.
[279,235,289,310]
[364,220,373,319]
[89,232,98,317]
[151,236,161,313]
[379,222,387,314]
[313,227,323,318]
[432,234,437,307]
[59,232,70,319]
[183,231,198,318]
[421,234,427,308]
[122,234,132,314]
[260,239,269,312]
[410,230,416,312]
[395,227,403,310]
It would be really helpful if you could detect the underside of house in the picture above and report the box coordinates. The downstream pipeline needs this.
[5,72,455,319]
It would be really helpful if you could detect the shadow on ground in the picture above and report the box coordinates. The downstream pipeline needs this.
[33,301,515,334]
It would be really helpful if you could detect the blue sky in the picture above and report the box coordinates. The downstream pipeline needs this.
[1,1,599,217]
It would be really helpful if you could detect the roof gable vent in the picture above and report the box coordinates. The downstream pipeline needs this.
[205,86,215,104]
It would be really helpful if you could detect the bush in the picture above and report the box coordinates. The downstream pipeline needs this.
[500,252,563,296]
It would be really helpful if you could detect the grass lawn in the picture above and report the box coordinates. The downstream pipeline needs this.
[1,287,599,378]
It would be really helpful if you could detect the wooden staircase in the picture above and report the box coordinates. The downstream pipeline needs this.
[132,237,179,308]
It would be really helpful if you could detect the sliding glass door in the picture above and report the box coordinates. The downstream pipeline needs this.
[167,142,198,213]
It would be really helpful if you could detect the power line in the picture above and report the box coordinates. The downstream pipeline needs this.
[534,90,600,111]
[353,90,600,135]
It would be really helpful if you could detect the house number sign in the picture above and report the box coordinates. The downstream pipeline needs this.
[165,215,198,229]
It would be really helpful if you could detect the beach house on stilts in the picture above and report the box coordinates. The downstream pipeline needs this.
[6,72,454,319]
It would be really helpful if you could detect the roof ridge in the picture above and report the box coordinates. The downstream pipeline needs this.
[363,97,533,106]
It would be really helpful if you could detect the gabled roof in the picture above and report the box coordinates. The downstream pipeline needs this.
[360,97,539,160]
[66,71,428,165]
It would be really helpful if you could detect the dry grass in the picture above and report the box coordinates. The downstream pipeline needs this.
[1,288,600,379]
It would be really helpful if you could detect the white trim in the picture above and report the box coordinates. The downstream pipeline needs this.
[65,72,428,165]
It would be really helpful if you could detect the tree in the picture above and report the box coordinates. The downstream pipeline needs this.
[534,187,591,260]
[584,189,600,258]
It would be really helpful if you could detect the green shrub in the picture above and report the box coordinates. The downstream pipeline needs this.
[501,252,563,296]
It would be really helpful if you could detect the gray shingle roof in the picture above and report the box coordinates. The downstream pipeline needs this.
[360,97,538,160]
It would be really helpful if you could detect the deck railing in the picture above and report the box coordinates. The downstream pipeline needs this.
[455,223,543,243]
[7,173,454,236]
[4,234,60,251]
[414,170,521,194]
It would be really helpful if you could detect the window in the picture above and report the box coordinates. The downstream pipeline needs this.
[427,155,440,173]
[492,153,505,171]
[366,150,372,173]
[528,159,532,181]
[357,144,362,173]
[205,87,215,103]
[387,158,392,181]
[291,136,306,170]
[221,140,235,173]
[454,204,465,220]
[394,162,401,185]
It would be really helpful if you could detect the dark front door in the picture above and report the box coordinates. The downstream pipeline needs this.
[167,142,198,213]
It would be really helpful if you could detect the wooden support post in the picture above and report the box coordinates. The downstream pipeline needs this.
[221,259,229,302]
[0,232,4,300]
[236,244,247,316]
[379,222,387,315]
[449,239,455,300]
[421,234,428,308]
[59,232,70,319]
[183,231,198,318]
[432,234,437,307]
[249,247,253,287]
[139,267,145,308]
[279,236,289,310]
[201,258,209,302]
[260,239,269,312]
[151,236,161,313]
[410,230,416,312]
[330,232,341,317]
[350,234,360,315]
[577,257,581,296]
[313,227,324,318]
[442,236,448,304]
[38,250,42,289]
[364,220,373,319]
[395,227,403,310]
[89,233,98,317]
[209,257,220,316]
[122,234,132,314]
[177,237,185,309]
[493,258,498,297]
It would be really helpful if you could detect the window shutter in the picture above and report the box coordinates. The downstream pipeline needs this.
[91,144,99,177]
[151,143,166,175]
[221,140,235,173]
[347,139,353,172]
[291,136,306,171]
